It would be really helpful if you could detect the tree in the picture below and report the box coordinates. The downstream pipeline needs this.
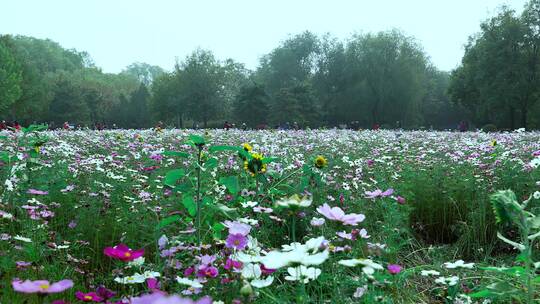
[233,83,269,127]
[0,36,22,115]
[128,83,151,128]
[121,62,165,86]
[177,49,224,128]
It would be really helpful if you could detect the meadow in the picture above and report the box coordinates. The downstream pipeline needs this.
[1,127,540,303]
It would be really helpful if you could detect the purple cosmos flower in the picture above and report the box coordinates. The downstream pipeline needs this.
[225,233,248,250]
[387,264,402,274]
[96,286,116,300]
[224,258,243,270]
[396,196,406,205]
[316,203,365,225]
[197,265,219,278]
[27,189,48,195]
[12,279,73,293]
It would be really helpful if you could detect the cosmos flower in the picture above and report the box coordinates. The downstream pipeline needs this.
[365,188,394,199]
[338,258,384,276]
[443,260,474,269]
[75,291,103,302]
[223,221,251,236]
[104,243,144,262]
[316,203,365,225]
[12,279,73,294]
[310,217,325,226]
[387,264,402,274]
[27,189,49,195]
[284,266,321,283]
[226,233,248,250]
[261,237,329,269]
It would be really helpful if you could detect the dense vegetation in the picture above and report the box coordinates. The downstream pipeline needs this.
[1,128,539,303]
[2,0,540,130]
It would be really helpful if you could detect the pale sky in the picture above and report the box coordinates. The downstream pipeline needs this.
[0,0,528,73]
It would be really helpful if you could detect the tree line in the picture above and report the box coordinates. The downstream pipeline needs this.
[1,0,540,130]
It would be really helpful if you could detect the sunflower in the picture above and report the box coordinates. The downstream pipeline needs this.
[242,143,253,152]
[244,152,267,176]
[314,155,328,169]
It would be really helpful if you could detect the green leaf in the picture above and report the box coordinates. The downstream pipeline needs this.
[219,176,239,195]
[533,276,540,283]
[162,151,189,158]
[22,124,48,133]
[157,215,181,230]
[262,157,280,164]
[189,134,205,145]
[0,136,7,140]
[164,169,185,187]
[468,289,493,298]
[212,223,225,239]
[0,151,9,162]
[209,145,241,153]
[174,182,192,193]
[182,195,197,217]
[204,158,218,169]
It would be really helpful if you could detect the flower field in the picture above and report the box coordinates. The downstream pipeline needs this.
[1,127,540,303]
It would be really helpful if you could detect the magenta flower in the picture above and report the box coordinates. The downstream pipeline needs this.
[197,265,219,278]
[396,196,406,205]
[27,189,48,195]
[96,286,116,300]
[224,258,243,270]
[225,233,248,250]
[103,243,144,262]
[316,203,366,225]
[76,291,104,302]
[387,264,402,275]
[365,188,394,199]
[223,220,251,236]
[12,279,73,294]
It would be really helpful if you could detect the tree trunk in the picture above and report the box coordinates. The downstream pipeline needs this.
[509,106,515,130]
[521,106,527,130]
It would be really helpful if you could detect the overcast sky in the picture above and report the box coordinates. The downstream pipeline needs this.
[0,0,529,73]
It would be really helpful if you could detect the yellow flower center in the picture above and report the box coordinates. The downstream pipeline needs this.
[39,284,49,290]
[84,295,93,300]
[124,252,131,257]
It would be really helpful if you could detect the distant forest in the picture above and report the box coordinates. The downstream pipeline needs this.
[2,1,540,130]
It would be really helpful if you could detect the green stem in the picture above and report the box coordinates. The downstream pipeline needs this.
[291,214,296,243]
[196,145,202,246]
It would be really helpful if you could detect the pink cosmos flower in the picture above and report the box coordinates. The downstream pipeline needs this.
[76,291,103,302]
[103,244,144,262]
[316,203,366,225]
[396,196,406,205]
[365,188,394,199]
[225,233,248,250]
[223,221,251,236]
[387,264,402,274]
[27,189,48,195]
[12,279,73,293]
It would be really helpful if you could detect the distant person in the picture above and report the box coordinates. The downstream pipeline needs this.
[241,123,247,131]
[13,121,21,131]
[372,123,380,130]
[458,121,468,132]
[0,120,6,131]
[223,121,231,130]
[63,121,70,130]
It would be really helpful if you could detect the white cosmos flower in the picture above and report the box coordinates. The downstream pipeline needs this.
[443,260,474,269]
[284,266,321,283]
[176,277,203,289]
[435,276,460,286]
[533,191,540,200]
[261,240,329,269]
[14,235,32,243]
[241,263,262,279]
[114,273,146,284]
[250,276,274,288]
[530,157,540,168]
[241,201,258,208]
[420,270,441,276]
[310,217,325,226]
[338,258,384,276]
[127,257,145,267]
[275,194,312,208]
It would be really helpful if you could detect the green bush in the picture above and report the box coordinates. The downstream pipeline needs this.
[482,124,498,132]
